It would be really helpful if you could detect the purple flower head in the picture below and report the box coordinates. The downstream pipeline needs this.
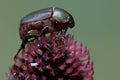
[7,33,94,80]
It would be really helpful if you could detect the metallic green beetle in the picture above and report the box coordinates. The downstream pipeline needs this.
[16,7,75,56]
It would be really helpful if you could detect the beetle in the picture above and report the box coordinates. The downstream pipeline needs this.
[16,7,75,56]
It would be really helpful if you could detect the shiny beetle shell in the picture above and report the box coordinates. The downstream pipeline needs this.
[16,7,75,55]
[20,7,75,41]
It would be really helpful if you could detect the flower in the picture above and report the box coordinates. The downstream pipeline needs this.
[7,33,94,80]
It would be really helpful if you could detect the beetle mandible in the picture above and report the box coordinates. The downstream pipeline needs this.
[16,7,75,56]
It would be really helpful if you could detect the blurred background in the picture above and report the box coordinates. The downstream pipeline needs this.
[0,0,120,80]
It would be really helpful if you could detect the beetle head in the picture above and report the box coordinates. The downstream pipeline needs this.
[53,8,75,28]
[64,16,75,28]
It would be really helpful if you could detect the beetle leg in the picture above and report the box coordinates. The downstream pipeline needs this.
[64,27,68,33]
[39,26,48,36]
[24,26,48,43]
[16,46,22,56]
[16,40,27,56]
[16,26,48,55]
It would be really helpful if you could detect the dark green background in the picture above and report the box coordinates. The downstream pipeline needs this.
[0,0,120,80]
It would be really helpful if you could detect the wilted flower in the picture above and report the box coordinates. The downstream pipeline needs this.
[7,33,94,80]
